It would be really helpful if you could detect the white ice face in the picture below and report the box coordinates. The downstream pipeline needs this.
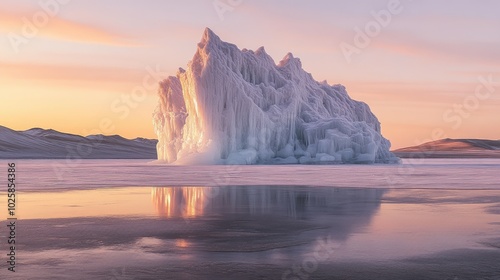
[153,28,399,165]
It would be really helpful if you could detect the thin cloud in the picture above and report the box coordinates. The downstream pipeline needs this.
[0,61,144,85]
[0,10,138,46]
[373,32,500,66]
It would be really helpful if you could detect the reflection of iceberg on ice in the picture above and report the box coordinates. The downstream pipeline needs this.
[152,187,207,218]
[152,186,385,221]
[153,28,399,164]
[151,186,385,252]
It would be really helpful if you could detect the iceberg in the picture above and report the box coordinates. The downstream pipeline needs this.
[153,28,399,164]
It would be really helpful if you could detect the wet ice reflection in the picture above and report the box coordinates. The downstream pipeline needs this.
[151,186,386,221]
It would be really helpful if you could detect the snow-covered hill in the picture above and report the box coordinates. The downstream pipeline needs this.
[394,138,500,158]
[0,126,157,159]
[153,28,398,164]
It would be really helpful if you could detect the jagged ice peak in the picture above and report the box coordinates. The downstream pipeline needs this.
[153,28,399,164]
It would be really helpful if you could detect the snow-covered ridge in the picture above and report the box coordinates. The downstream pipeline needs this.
[0,126,157,159]
[154,28,399,164]
[393,138,500,158]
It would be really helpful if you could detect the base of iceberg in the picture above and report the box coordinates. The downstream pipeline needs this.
[153,28,399,164]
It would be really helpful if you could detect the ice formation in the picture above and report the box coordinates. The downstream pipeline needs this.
[153,28,399,164]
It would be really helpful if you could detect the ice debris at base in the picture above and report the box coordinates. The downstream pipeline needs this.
[153,28,399,164]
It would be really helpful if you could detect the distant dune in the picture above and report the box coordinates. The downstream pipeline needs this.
[393,138,500,158]
[0,125,158,159]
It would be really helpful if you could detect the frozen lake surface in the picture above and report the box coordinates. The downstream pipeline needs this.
[1,159,500,279]
[2,158,500,191]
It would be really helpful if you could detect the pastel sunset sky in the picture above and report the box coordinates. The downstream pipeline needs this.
[1,0,499,149]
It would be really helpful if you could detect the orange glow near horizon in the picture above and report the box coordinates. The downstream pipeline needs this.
[0,61,159,139]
